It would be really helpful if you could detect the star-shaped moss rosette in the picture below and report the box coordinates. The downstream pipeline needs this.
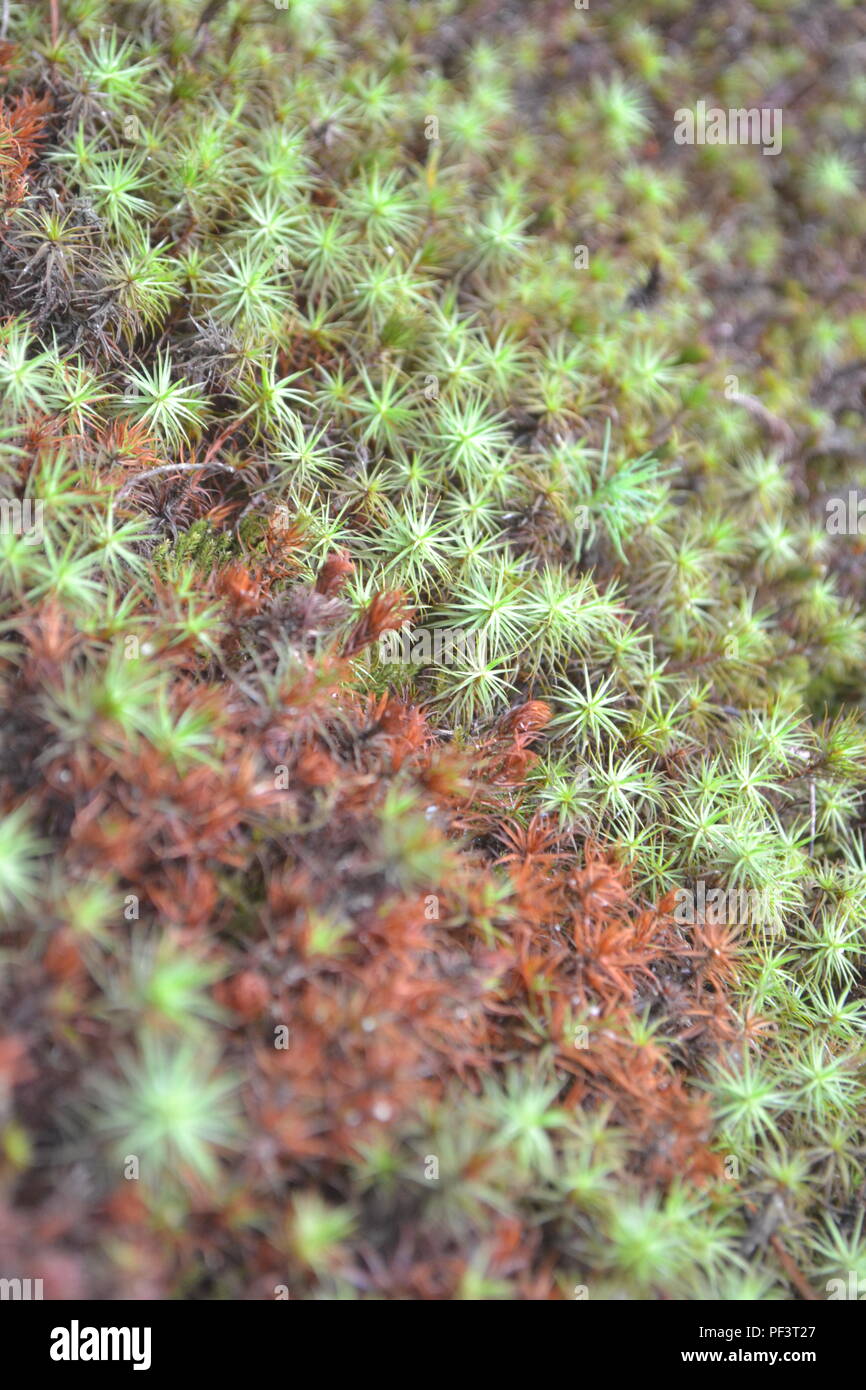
[1,0,865,1301]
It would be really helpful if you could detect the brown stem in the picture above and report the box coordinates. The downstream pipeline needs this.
[769,1234,818,1302]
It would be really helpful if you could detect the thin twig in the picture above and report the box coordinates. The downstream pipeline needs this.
[742,1197,818,1300]
[769,1234,818,1302]
[115,461,238,499]
[196,0,228,31]
[49,0,59,46]
[0,0,10,42]
[202,420,246,465]
[727,390,797,458]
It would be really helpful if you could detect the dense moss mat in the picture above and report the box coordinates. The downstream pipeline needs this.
[1,0,866,1298]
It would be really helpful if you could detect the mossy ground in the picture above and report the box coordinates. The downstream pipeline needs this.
[1,0,866,1299]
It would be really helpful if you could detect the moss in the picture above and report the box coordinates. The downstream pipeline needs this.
[1,0,865,1301]
[151,517,237,581]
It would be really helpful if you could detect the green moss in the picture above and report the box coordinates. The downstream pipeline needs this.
[2,0,866,1302]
